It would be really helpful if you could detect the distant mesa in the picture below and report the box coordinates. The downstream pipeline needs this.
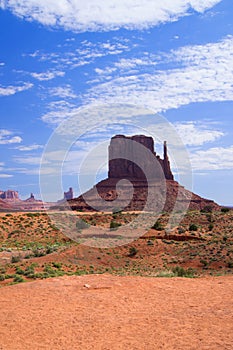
[0,189,19,201]
[68,134,220,212]
[0,190,46,211]
[64,187,74,200]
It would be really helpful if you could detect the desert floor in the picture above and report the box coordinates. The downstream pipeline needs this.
[0,274,232,350]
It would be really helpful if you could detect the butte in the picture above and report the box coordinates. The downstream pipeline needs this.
[68,135,219,213]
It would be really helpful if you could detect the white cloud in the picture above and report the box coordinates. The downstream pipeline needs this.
[30,70,65,81]
[0,130,22,144]
[95,67,117,75]
[49,85,77,99]
[191,145,233,171]
[114,57,157,70]
[26,38,131,74]
[83,36,233,113]
[174,121,224,146]
[0,82,33,96]
[0,62,5,66]
[0,0,222,32]
[0,174,13,178]
[14,156,43,165]
[15,144,44,151]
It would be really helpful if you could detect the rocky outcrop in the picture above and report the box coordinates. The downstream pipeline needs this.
[64,188,74,200]
[0,190,19,200]
[0,199,13,211]
[68,134,220,213]
[108,135,174,181]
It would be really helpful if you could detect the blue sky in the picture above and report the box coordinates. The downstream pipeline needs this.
[0,0,233,205]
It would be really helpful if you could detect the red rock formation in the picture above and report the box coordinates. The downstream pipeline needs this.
[0,199,13,211]
[68,134,219,213]
[108,135,174,181]
[64,188,74,200]
[0,190,19,200]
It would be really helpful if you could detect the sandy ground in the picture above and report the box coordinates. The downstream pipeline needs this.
[0,275,232,350]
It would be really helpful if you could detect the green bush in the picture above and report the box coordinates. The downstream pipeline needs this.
[0,274,5,281]
[201,206,213,213]
[110,221,121,230]
[221,207,230,213]
[227,261,233,268]
[172,266,195,278]
[15,267,24,275]
[52,262,62,269]
[128,247,138,257]
[189,224,198,231]
[13,275,24,283]
[178,227,185,234]
[200,259,208,268]
[152,220,164,231]
[208,223,214,231]
[11,255,21,263]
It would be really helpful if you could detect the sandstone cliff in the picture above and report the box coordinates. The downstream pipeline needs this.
[69,135,220,213]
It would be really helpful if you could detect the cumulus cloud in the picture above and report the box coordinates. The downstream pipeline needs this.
[174,121,224,146]
[0,130,22,144]
[49,85,77,99]
[15,144,44,151]
[0,174,13,178]
[30,70,65,81]
[191,145,233,170]
[0,82,33,96]
[0,0,222,32]
[82,36,233,113]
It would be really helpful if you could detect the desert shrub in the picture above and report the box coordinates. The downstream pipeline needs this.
[33,249,45,257]
[208,223,214,231]
[13,275,24,283]
[152,220,164,231]
[201,206,213,213]
[227,261,233,268]
[172,266,195,278]
[206,213,213,222]
[43,265,56,276]
[200,259,208,268]
[46,245,58,255]
[52,262,62,269]
[24,265,36,278]
[189,224,198,232]
[147,240,154,246]
[221,207,230,213]
[128,247,138,257]
[0,274,5,281]
[178,227,185,234]
[110,221,121,230]
[11,255,21,263]
[26,213,35,218]
[15,267,24,275]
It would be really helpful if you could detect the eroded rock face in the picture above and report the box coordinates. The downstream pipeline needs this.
[108,135,174,181]
[0,190,19,200]
[68,134,219,213]
[64,188,74,200]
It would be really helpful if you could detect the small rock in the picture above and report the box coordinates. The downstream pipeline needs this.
[84,284,91,289]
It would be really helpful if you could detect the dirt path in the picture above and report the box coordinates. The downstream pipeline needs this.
[0,275,232,349]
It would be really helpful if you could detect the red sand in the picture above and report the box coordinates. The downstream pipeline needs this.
[0,275,232,349]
